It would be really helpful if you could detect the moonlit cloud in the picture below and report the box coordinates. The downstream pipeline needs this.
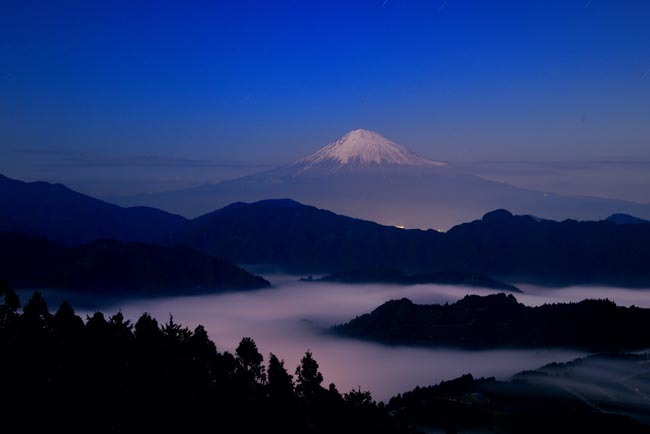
[21,276,650,401]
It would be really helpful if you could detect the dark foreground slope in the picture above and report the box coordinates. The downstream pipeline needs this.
[0,286,412,434]
[0,232,268,295]
[388,353,650,434]
[1,285,647,434]
[333,294,650,351]
[0,173,187,245]
[308,268,520,292]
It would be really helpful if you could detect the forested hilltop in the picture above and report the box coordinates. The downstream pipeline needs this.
[334,294,650,351]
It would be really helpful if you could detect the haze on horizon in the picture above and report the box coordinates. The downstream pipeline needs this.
[1,1,649,202]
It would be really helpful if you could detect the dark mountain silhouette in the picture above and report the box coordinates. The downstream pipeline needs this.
[175,199,446,272]
[444,209,650,286]
[388,353,650,434]
[0,173,187,245]
[175,200,650,287]
[607,213,649,225]
[3,173,650,287]
[304,268,520,292]
[0,232,268,294]
[333,293,650,351]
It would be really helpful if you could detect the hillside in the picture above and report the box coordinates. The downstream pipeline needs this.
[176,199,446,273]
[0,232,268,295]
[0,174,187,245]
[175,200,650,287]
[3,172,650,287]
[333,294,650,351]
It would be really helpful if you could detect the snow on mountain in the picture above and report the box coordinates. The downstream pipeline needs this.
[284,129,445,174]
[113,129,650,231]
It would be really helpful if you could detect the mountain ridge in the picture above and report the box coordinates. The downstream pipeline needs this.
[3,174,650,287]
[0,232,269,294]
[607,213,649,225]
[173,198,650,287]
[0,173,187,245]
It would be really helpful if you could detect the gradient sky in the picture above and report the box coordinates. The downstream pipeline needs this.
[1,0,649,166]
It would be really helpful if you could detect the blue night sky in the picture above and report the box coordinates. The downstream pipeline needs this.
[1,0,650,165]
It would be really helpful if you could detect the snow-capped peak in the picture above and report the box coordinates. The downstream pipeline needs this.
[293,129,445,171]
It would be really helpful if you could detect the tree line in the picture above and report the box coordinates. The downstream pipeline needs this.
[0,280,415,434]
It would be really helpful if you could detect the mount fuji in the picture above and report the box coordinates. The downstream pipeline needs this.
[116,129,650,230]
[276,129,445,175]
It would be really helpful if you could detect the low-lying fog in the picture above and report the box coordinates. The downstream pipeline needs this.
[23,276,650,401]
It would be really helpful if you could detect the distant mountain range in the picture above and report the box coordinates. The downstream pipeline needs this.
[0,232,269,294]
[301,269,521,292]
[2,173,650,287]
[333,294,650,351]
[172,199,650,287]
[0,173,187,245]
[114,129,650,230]
[173,198,445,273]
[607,213,650,225]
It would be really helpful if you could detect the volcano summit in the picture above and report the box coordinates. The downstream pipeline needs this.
[280,129,446,175]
